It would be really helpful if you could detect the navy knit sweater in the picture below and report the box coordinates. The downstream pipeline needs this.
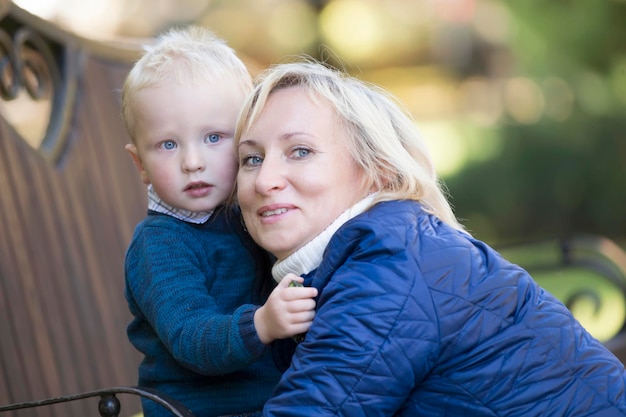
[124,206,280,417]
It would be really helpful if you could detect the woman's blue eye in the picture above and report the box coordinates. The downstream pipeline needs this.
[295,148,310,158]
[242,155,263,166]
[207,134,221,143]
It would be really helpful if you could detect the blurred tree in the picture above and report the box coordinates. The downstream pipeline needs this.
[446,0,626,245]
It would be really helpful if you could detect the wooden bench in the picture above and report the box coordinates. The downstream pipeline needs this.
[0,2,150,416]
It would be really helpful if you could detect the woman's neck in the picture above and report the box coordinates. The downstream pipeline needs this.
[271,193,377,282]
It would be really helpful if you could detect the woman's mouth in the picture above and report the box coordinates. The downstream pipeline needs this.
[261,207,289,217]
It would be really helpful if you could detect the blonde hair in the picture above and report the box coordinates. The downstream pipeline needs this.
[122,25,252,142]
[235,58,464,231]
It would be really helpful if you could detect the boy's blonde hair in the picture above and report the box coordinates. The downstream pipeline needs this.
[235,58,464,231]
[122,25,252,143]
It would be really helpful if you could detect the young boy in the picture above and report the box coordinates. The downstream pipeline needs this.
[120,26,317,417]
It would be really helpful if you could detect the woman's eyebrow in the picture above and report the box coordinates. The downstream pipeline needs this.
[237,139,258,149]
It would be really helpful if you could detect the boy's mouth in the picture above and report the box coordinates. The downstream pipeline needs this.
[185,182,209,191]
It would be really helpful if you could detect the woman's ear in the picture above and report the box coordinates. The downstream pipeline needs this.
[125,143,150,185]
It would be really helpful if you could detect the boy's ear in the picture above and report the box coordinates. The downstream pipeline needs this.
[125,143,150,185]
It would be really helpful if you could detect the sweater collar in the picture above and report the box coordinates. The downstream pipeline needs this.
[271,194,377,282]
[147,184,213,224]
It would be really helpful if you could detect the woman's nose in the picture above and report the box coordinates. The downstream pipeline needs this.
[254,157,286,194]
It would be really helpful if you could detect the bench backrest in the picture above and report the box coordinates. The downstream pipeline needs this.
[0,3,147,416]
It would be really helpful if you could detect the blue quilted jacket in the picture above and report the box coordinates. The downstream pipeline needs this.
[265,200,626,416]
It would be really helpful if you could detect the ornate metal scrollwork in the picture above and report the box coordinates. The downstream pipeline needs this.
[499,235,626,345]
[0,5,79,164]
[0,25,56,101]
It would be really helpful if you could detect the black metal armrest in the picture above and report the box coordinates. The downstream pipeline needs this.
[0,386,196,417]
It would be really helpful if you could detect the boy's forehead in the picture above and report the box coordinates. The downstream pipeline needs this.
[135,73,244,97]
[132,77,248,126]
[162,72,249,95]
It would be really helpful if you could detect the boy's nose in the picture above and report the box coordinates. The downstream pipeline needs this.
[182,150,205,172]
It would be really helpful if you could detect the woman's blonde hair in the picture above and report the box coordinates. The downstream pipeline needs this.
[235,58,464,231]
[121,25,252,142]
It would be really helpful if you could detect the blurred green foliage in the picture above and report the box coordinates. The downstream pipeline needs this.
[448,116,626,243]
[445,0,626,245]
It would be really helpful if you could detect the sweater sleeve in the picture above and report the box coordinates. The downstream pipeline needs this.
[125,218,267,375]
[263,220,440,416]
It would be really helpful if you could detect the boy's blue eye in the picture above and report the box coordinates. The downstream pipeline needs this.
[162,140,176,150]
[207,134,221,143]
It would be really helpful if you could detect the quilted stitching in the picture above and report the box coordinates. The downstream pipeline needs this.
[264,201,626,417]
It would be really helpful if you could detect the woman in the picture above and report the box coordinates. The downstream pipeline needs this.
[235,59,626,416]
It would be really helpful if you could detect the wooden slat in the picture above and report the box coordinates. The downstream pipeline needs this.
[0,41,144,417]
[0,122,31,405]
[1,124,55,399]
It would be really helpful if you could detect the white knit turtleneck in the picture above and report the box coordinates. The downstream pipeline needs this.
[271,194,377,282]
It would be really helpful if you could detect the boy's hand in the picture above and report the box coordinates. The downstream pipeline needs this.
[288,279,308,343]
[254,273,317,345]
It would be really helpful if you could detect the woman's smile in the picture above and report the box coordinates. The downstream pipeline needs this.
[237,86,370,260]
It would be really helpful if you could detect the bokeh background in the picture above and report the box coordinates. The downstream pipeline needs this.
[15,0,626,246]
